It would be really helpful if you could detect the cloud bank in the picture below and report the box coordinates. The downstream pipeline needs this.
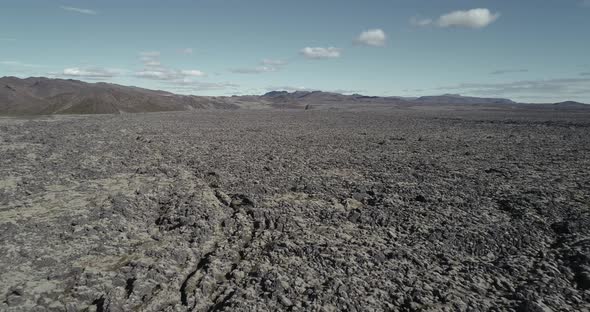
[133,51,239,92]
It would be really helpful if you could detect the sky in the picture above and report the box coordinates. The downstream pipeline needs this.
[1,0,589,102]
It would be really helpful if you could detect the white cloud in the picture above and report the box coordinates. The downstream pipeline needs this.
[230,59,287,74]
[61,67,122,79]
[261,59,287,66]
[179,48,193,55]
[136,51,206,79]
[139,51,162,68]
[332,89,364,94]
[61,6,97,15]
[135,70,175,80]
[0,60,43,68]
[300,47,342,59]
[410,17,433,27]
[413,8,499,29]
[354,29,387,47]
[265,86,320,92]
[168,81,239,92]
[136,68,206,80]
[230,66,278,74]
[139,51,161,58]
[490,69,529,75]
[142,59,161,67]
[180,70,206,77]
[437,8,500,29]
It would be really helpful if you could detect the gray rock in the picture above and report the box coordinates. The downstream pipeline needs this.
[1,109,588,311]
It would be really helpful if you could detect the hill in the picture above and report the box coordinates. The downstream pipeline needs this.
[1,77,588,115]
[0,77,237,115]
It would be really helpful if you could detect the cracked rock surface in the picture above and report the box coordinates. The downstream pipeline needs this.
[1,109,590,311]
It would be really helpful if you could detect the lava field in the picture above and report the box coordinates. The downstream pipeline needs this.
[1,108,590,311]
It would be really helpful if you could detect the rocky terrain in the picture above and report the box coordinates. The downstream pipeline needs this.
[1,107,590,311]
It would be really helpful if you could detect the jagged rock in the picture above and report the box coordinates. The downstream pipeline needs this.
[519,300,554,312]
[215,190,232,206]
[279,294,293,307]
[344,198,363,210]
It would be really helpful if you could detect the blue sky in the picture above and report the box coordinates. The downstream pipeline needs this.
[1,0,589,102]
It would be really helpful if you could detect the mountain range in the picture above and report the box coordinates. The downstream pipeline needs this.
[0,76,587,115]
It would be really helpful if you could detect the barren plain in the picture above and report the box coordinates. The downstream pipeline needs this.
[1,107,590,311]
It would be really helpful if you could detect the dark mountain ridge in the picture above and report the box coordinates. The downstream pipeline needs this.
[552,101,589,108]
[414,94,516,105]
[0,76,587,115]
[0,76,237,115]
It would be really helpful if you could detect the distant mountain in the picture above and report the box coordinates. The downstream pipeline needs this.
[261,90,356,108]
[1,77,588,115]
[552,101,589,109]
[413,94,516,105]
[0,77,237,115]
[260,91,522,108]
